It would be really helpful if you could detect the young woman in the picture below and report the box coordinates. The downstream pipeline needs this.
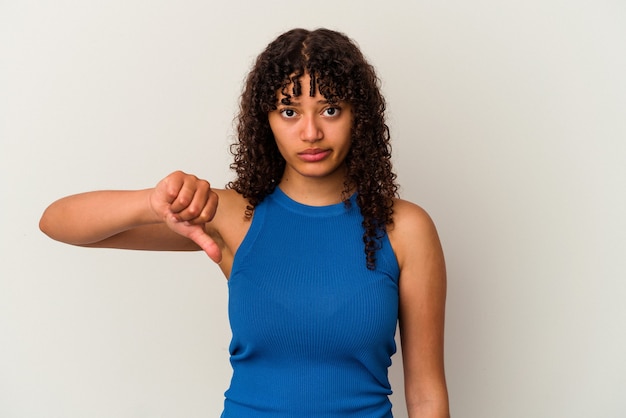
[40,28,449,418]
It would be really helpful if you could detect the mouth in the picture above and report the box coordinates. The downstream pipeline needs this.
[298,148,331,162]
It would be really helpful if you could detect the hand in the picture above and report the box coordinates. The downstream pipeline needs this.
[150,171,222,263]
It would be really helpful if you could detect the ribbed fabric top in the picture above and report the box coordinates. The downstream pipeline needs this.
[222,187,400,418]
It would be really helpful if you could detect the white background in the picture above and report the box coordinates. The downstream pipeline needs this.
[1,1,625,417]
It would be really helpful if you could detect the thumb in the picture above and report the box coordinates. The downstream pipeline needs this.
[165,215,222,264]
[187,225,223,264]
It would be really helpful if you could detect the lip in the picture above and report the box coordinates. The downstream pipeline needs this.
[298,148,331,162]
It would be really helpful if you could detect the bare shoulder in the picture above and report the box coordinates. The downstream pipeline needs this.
[388,198,443,269]
[208,188,252,275]
[213,188,250,215]
[390,198,436,229]
[206,188,250,237]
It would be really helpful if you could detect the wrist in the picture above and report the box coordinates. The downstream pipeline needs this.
[143,188,165,224]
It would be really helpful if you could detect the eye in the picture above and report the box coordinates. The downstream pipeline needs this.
[279,108,297,118]
[323,107,341,117]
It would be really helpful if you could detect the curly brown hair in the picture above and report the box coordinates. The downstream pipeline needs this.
[228,28,398,269]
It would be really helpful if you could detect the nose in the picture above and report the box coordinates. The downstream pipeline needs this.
[300,114,323,142]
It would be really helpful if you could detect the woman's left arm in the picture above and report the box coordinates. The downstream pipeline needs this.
[390,199,450,418]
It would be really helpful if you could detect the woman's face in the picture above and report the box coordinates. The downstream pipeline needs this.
[268,73,353,184]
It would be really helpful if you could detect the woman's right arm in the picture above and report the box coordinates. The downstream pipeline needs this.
[39,171,222,263]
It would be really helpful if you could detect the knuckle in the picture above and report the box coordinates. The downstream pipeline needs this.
[169,170,185,181]
[177,195,191,206]
[197,179,210,191]
[186,205,200,217]
[165,187,179,199]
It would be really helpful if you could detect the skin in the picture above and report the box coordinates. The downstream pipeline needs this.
[268,74,353,204]
[39,73,449,418]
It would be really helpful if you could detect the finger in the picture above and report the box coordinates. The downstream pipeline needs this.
[185,190,219,225]
[150,173,184,219]
[159,171,187,205]
[186,225,223,263]
[170,177,210,215]
[165,215,222,264]
[173,185,215,223]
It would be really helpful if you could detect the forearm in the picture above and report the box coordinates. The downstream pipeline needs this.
[39,189,158,245]
[406,397,450,418]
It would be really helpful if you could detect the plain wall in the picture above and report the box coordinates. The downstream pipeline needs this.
[1,1,625,417]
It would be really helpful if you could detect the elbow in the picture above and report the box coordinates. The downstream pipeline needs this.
[39,207,55,239]
[39,205,67,243]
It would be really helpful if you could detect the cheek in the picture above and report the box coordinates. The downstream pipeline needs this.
[339,124,353,146]
[272,137,291,160]
[268,116,278,137]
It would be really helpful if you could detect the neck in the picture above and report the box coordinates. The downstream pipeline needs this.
[278,169,350,206]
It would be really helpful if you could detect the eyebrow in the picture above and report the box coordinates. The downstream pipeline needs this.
[279,99,332,106]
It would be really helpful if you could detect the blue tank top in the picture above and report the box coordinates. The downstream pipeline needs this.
[223,187,400,417]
